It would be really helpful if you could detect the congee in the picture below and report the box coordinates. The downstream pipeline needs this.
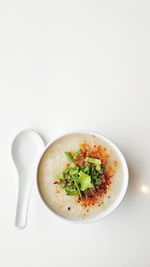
[37,133,124,220]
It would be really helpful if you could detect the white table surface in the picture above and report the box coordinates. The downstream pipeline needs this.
[0,0,150,266]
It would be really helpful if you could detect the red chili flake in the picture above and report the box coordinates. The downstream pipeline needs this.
[53,181,59,185]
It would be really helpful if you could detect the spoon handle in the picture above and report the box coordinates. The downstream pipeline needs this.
[15,176,33,229]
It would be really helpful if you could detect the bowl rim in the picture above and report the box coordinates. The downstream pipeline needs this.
[36,130,129,223]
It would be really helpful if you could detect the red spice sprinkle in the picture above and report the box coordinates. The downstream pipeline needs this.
[54,142,117,207]
[75,143,117,207]
[53,181,59,185]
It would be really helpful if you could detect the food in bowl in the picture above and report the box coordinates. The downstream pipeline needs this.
[37,133,128,221]
[53,143,117,206]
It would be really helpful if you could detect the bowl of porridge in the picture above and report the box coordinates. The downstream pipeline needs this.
[37,131,129,223]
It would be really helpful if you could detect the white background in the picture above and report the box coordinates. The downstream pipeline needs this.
[0,0,150,266]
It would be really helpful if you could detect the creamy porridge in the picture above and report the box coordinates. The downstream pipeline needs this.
[37,133,124,221]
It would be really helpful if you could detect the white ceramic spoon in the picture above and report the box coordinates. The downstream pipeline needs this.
[12,130,44,229]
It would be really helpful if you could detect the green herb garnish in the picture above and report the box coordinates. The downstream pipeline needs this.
[54,148,108,199]
[71,174,82,198]
[64,152,75,162]
[85,157,101,165]
[75,151,81,157]
[78,171,93,191]
[85,156,102,172]
[95,178,102,185]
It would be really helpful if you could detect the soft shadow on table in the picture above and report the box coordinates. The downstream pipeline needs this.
[123,151,142,203]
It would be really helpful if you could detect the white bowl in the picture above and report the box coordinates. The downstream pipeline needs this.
[37,131,129,223]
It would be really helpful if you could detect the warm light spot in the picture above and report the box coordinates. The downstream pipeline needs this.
[141,185,150,194]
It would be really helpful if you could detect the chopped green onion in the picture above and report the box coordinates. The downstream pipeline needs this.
[60,183,66,188]
[96,164,101,171]
[69,167,79,175]
[65,189,78,195]
[71,175,82,198]
[85,157,101,165]
[78,171,93,191]
[57,172,64,180]
[99,167,105,174]
[80,166,90,173]
[95,178,102,185]
[75,151,81,157]
[85,157,101,172]
[64,152,75,162]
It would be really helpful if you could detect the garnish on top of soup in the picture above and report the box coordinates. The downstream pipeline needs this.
[54,142,117,206]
